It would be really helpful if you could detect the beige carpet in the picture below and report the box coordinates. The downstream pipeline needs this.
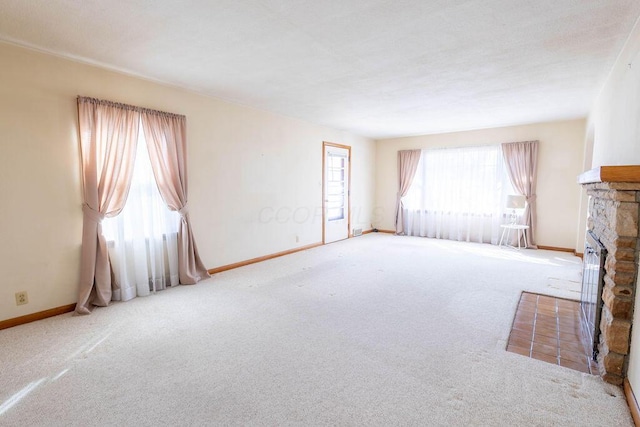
[0,234,632,426]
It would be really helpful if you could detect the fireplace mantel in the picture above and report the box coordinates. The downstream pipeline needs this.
[578,165,640,185]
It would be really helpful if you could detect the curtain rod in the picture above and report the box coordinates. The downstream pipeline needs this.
[77,96,185,119]
[400,140,538,153]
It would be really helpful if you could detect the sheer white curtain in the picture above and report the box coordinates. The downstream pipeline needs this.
[102,126,180,301]
[402,145,513,244]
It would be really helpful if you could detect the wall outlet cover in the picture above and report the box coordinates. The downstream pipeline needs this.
[15,291,28,306]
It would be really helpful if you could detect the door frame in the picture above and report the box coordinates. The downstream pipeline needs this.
[322,141,351,244]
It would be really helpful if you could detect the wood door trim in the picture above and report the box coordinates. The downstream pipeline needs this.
[322,141,351,244]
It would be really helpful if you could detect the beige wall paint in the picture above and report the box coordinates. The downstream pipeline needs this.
[590,17,640,397]
[0,42,375,322]
[374,119,586,249]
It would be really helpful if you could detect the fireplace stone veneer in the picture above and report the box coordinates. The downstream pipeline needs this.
[579,166,640,385]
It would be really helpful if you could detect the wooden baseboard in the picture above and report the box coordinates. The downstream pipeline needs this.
[375,229,395,234]
[537,245,583,259]
[625,379,640,426]
[208,242,323,275]
[537,245,574,253]
[535,245,583,259]
[0,303,76,331]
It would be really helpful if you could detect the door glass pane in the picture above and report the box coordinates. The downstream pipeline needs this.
[327,153,347,222]
[328,208,344,221]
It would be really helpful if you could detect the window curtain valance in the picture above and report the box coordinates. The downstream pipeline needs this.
[77,96,186,119]
[76,96,209,315]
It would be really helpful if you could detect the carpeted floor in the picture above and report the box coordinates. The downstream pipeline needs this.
[0,234,633,426]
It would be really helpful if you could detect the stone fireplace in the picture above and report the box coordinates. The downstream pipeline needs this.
[578,166,640,385]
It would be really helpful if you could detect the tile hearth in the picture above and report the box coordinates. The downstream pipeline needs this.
[507,292,598,374]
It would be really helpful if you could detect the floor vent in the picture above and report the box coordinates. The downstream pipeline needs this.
[352,228,363,237]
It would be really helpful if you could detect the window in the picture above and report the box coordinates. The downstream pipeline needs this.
[76,96,210,314]
[102,125,180,301]
[402,145,514,244]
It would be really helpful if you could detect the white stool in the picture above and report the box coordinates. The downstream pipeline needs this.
[499,224,529,249]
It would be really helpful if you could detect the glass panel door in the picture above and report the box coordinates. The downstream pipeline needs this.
[323,144,350,243]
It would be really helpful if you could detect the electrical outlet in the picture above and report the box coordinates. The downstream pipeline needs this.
[15,291,28,306]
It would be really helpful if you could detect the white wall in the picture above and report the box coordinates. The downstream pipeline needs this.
[590,16,640,396]
[0,42,375,322]
[575,119,596,253]
[590,17,640,167]
[374,119,586,249]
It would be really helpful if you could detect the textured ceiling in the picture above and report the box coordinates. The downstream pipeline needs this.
[1,0,639,138]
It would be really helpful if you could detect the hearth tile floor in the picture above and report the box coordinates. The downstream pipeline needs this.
[506,292,598,374]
